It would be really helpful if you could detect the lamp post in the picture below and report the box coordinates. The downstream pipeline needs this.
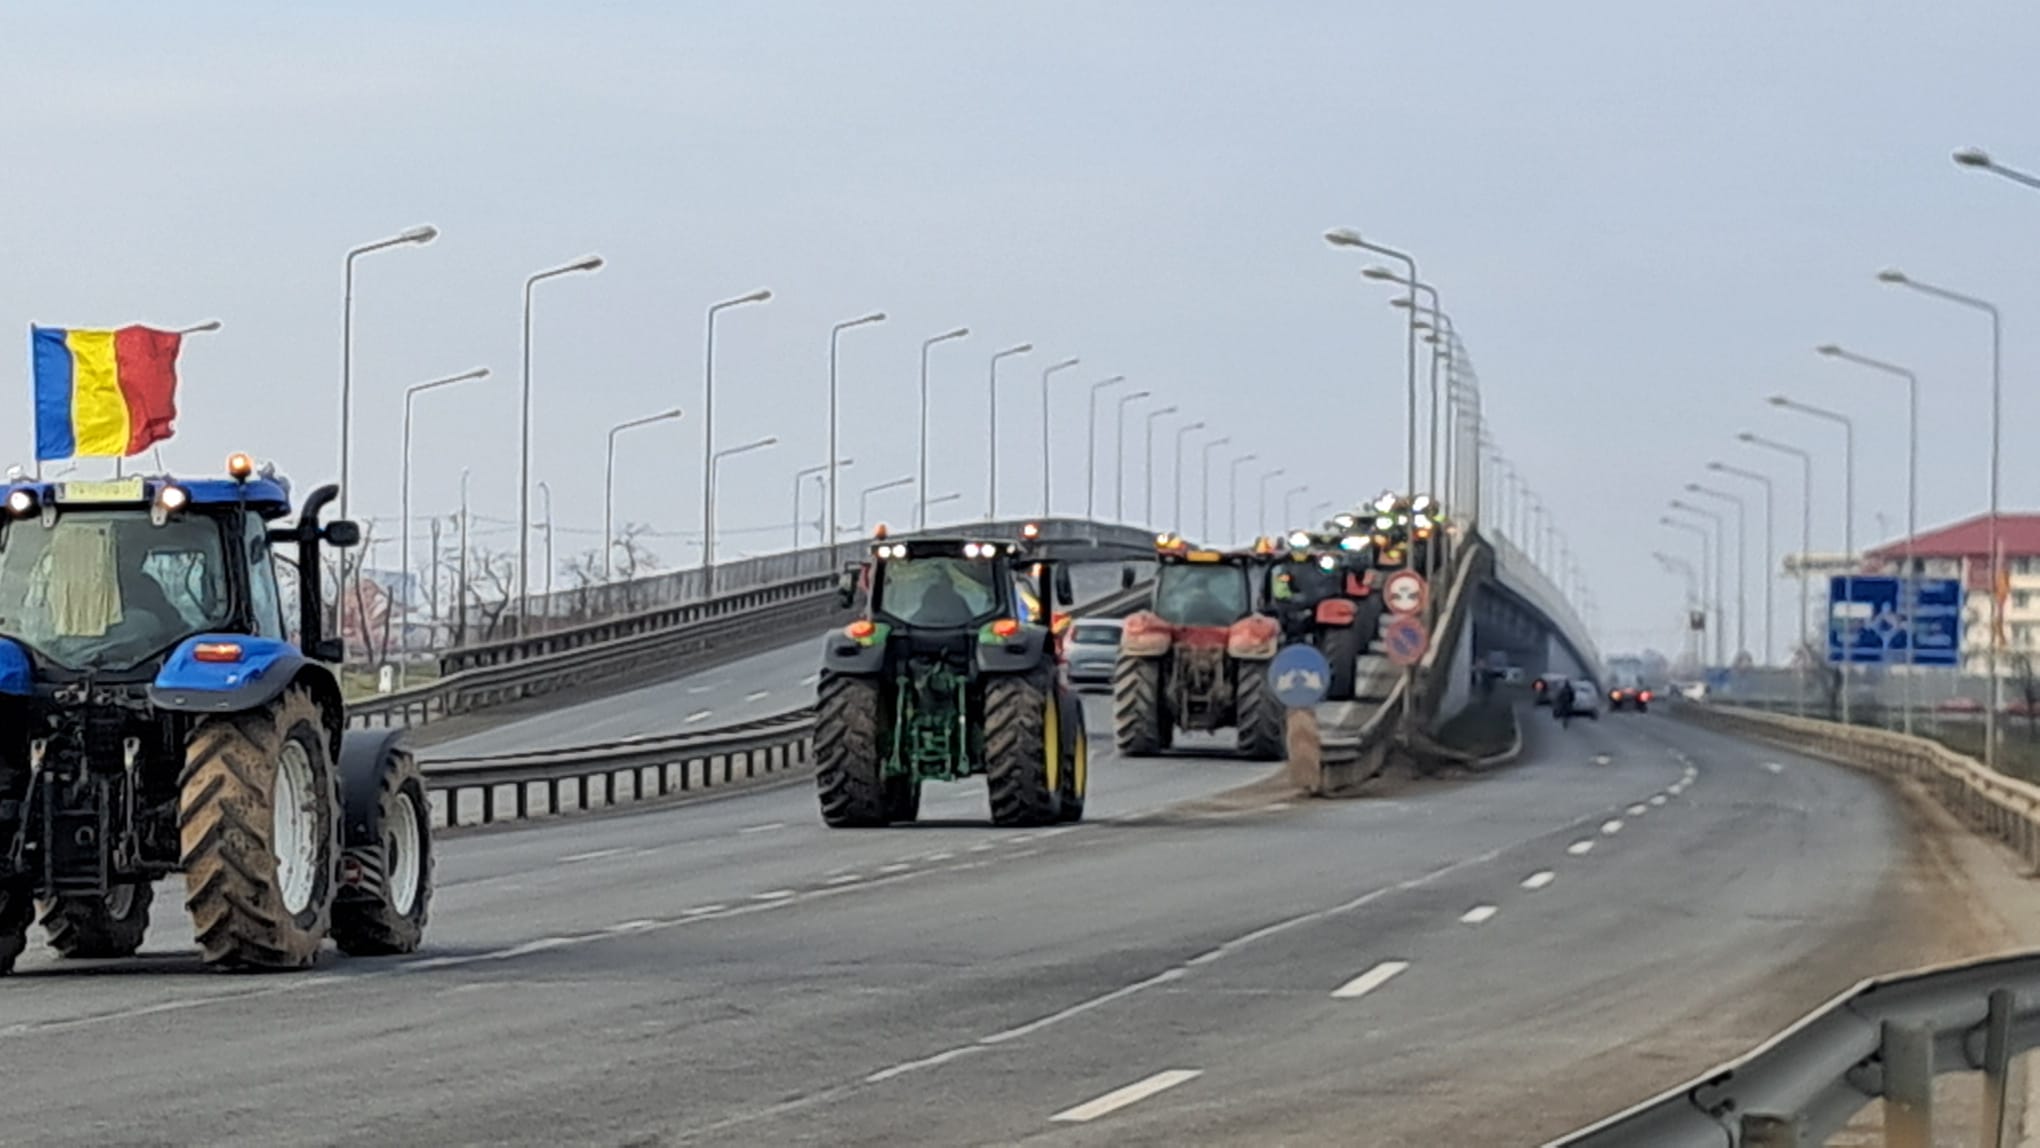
[701,288,773,573]
[605,408,684,579]
[341,225,437,531]
[706,436,778,561]
[1818,342,1920,733]
[1661,516,1715,668]
[1878,268,2004,764]
[857,476,916,533]
[1670,500,1728,669]
[1686,484,1749,664]
[982,341,1034,521]
[1226,454,1260,545]
[1655,550,1702,670]
[1325,228,1420,503]
[1172,421,1207,535]
[1139,405,1178,525]
[1377,272,1447,501]
[1769,394,1857,725]
[1257,469,1288,538]
[397,366,488,683]
[518,254,604,630]
[1954,145,2040,190]
[1740,431,1816,717]
[1200,437,1232,541]
[537,480,555,608]
[1284,484,1309,527]
[794,457,852,548]
[1113,389,1151,525]
[1085,375,1127,520]
[1037,355,1078,517]
[924,491,964,523]
[909,326,971,534]
[827,311,886,545]
[1708,461,1776,667]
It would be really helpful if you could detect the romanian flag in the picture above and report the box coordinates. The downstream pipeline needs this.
[31,325,184,461]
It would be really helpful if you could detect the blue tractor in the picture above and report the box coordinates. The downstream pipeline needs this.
[0,456,432,972]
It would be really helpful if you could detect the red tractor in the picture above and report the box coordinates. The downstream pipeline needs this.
[1112,538,1285,760]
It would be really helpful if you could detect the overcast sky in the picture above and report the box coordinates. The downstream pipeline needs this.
[4,2,2035,655]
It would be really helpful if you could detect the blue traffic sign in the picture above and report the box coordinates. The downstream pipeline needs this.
[1827,576,1963,667]
[1270,643,1332,708]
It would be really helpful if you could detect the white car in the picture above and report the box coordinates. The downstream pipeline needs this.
[1560,678,1602,720]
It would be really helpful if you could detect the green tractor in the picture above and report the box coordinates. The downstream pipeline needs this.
[814,531,1086,828]
[0,460,432,974]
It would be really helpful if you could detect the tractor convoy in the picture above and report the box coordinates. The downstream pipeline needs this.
[0,458,432,975]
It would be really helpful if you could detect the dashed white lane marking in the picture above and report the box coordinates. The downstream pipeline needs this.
[682,904,728,916]
[969,842,997,852]
[1601,820,1624,835]
[749,890,795,902]
[1522,871,1556,890]
[1626,804,1647,816]
[1592,754,1611,766]
[1459,905,1498,925]
[878,863,911,874]
[1051,1070,1203,1123]
[1763,761,1784,774]
[800,672,820,686]
[685,710,714,723]
[738,822,786,835]
[1650,795,1669,806]
[926,852,955,862]
[745,690,771,702]
[559,847,626,863]
[686,684,718,695]
[1331,960,1411,999]
[1568,840,1595,856]
[606,919,658,933]
[824,873,864,886]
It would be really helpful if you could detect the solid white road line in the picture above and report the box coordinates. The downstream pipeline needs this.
[749,890,795,902]
[1601,820,1624,835]
[1051,1070,1203,1123]
[824,873,864,886]
[1522,871,1556,890]
[1459,905,1498,925]
[1568,840,1595,856]
[1332,960,1411,999]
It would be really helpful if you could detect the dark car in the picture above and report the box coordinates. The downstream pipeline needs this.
[1065,617,1124,688]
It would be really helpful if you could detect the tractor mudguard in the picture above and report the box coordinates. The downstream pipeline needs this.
[148,634,310,714]
[977,625,1051,674]
[0,638,29,697]
[338,728,409,852]
[1119,611,1174,657]
[820,621,891,675]
[1226,614,1281,661]
[1314,598,1357,627]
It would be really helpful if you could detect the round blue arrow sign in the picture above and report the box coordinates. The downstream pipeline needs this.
[1270,643,1332,708]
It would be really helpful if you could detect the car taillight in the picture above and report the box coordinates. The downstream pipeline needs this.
[1640,690,1653,702]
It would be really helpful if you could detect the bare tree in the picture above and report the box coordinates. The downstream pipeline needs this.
[469,548,518,641]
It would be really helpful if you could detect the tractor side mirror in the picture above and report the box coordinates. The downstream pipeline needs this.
[1055,565,1076,606]
[1120,566,1136,591]
[835,568,859,608]
[322,520,362,548]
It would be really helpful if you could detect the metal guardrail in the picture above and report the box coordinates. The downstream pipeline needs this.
[417,579,1157,827]
[1549,949,2038,1147]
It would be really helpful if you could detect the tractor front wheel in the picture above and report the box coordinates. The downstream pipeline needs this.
[40,882,154,959]
[1322,624,1363,702]
[180,687,342,970]
[816,673,890,827]
[986,672,1060,827]
[1236,661,1286,761]
[1113,656,1166,756]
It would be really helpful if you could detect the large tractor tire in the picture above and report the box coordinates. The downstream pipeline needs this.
[883,776,922,824]
[40,882,154,959]
[816,673,890,827]
[1235,661,1286,761]
[179,687,342,970]
[1323,624,1364,702]
[986,672,1061,827]
[332,744,433,956]
[1057,692,1088,823]
[1113,656,1166,756]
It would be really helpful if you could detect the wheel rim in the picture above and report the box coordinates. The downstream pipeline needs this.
[1043,694,1060,792]
[387,787,423,917]
[272,739,320,916]
[1073,727,1088,798]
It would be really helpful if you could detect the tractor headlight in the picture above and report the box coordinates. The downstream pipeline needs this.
[4,489,35,518]
[156,485,190,513]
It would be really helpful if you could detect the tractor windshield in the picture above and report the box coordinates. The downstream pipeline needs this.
[878,557,1002,628]
[1154,563,1251,626]
[0,509,231,671]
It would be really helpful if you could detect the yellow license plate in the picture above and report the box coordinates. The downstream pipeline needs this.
[59,477,146,503]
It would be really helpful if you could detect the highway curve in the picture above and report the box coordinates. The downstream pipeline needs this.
[0,699,1994,1147]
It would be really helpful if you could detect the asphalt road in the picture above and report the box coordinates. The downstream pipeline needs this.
[0,701,1970,1147]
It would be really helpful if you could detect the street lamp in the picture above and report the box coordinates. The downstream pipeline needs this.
[1768,393,1859,725]
[1655,550,1702,669]
[1037,355,1078,517]
[1818,342,1921,731]
[1953,146,2040,191]
[1661,516,1715,668]
[396,366,488,682]
[1686,484,1748,664]
[857,475,916,533]
[924,491,964,524]
[1283,484,1310,527]
[1325,227,1421,502]
[1173,421,1207,534]
[1740,431,1816,717]
[707,435,779,561]
[827,311,886,544]
[701,288,773,572]
[983,341,1033,521]
[1377,271,1448,501]
[794,457,852,549]
[1708,461,1777,668]
[1138,405,1178,524]
[518,254,605,629]
[1200,436,1232,541]
[176,319,223,335]
[1226,453,1260,544]
[1257,469,1288,537]
[917,327,972,528]
[537,480,555,607]
[1879,268,2005,761]
[1670,499,1728,668]
[1113,389,1151,524]
[341,224,437,527]
[1085,375,1126,519]
[607,408,685,579]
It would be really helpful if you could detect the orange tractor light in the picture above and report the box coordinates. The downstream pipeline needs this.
[990,618,1022,639]
[845,619,877,640]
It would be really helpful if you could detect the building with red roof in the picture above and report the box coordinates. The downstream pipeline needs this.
[1864,513,2040,675]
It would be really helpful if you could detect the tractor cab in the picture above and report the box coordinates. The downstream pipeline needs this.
[1145,535,1262,631]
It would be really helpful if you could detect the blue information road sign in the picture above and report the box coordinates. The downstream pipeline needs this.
[1827,576,1963,667]
[1270,643,1332,708]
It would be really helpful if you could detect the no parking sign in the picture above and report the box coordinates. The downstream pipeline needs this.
[1383,615,1430,667]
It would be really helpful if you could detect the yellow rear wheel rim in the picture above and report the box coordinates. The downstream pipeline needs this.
[1073,723,1087,797]
[1043,692,1061,792]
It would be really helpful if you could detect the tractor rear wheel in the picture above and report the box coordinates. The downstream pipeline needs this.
[883,776,922,824]
[816,673,889,827]
[1236,661,1286,761]
[40,882,154,959]
[1113,656,1165,756]
[986,672,1060,827]
[180,687,342,970]
[332,747,433,956]
[1323,624,1363,702]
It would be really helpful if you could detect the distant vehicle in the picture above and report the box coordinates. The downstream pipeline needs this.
[1064,617,1123,688]
[1562,678,1603,720]
[1607,668,1651,712]
[1500,666,1525,684]
[1677,680,1708,701]
[1532,676,1554,706]
[1936,695,1985,714]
